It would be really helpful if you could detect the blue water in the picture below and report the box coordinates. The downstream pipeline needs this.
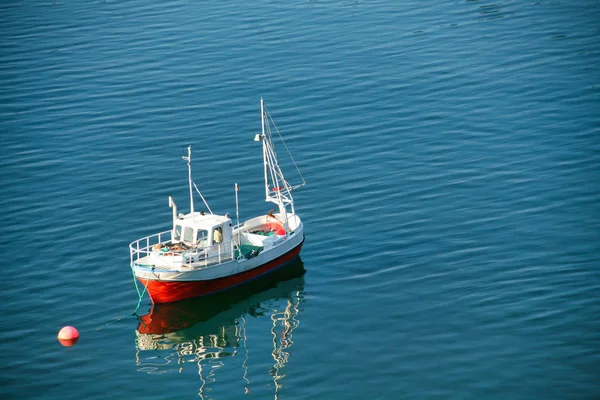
[1,1,599,399]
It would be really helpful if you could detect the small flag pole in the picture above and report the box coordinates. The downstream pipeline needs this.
[235,183,240,230]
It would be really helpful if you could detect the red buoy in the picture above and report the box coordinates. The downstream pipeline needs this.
[276,228,286,236]
[57,326,80,346]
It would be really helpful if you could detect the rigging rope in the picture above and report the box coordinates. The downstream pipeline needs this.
[264,106,307,188]
[193,181,213,214]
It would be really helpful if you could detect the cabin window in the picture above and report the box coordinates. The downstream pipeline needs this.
[183,226,194,242]
[213,227,223,244]
[174,225,182,240]
[197,229,208,246]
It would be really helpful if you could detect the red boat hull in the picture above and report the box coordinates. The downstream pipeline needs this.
[139,240,304,303]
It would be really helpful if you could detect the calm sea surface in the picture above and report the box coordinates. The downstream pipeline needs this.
[1,1,599,399]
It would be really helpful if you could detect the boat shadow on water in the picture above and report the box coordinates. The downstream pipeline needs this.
[134,257,306,397]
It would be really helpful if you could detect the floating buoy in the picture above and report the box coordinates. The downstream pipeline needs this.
[57,326,79,346]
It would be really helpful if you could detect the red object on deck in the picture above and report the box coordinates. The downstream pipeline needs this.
[267,222,282,229]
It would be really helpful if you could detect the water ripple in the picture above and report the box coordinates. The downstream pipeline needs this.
[1,0,599,399]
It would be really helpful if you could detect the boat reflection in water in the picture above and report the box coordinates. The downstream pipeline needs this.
[135,258,306,398]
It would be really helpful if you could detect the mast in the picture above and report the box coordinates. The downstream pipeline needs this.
[182,145,194,219]
[260,98,269,201]
[255,98,306,233]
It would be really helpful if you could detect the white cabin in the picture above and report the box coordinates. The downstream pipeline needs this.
[171,211,234,259]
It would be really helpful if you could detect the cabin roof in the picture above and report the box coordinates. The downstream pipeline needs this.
[176,212,231,229]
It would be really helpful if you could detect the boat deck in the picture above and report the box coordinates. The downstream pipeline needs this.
[133,243,263,270]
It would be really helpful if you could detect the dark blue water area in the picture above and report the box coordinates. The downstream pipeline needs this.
[1,1,599,399]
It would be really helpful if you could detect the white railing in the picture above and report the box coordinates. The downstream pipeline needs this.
[129,230,171,264]
[129,231,238,270]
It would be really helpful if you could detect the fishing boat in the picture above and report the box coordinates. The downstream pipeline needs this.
[129,99,305,304]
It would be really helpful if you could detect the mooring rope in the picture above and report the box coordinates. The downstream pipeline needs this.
[131,268,150,315]
[93,271,148,332]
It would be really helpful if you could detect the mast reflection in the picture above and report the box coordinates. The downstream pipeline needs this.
[135,258,306,398]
